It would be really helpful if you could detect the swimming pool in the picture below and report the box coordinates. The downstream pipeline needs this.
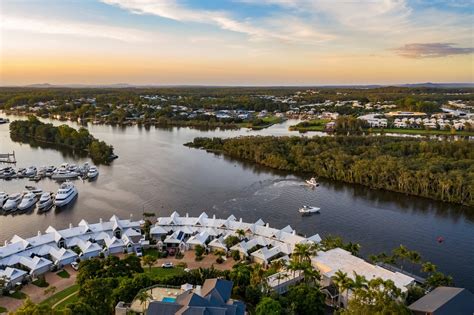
[162,297,177,303]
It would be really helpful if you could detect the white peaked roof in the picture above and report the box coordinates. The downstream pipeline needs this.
[281,225,294,233]
[255,219,265,226]
[251,245,285,262]
[105,236,124,249]
[19,256,52,272]
[95,232,111,241]
[150,226,168,235]
[306,234,322,243]
[49,247,77,263]
[123,228,141,237]
[312,248,415,292]
[186,231,210,246]
[208,237,227,250]
[10,235,30,249]
[164,231,185,244]
[203,227,219,236]
[195,212,208,225]
[227,214,237,221]
[77,240,102,254]
[0,267,27,281]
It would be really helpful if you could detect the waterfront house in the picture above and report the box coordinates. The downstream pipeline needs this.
[208,236,228,253]
[266,270,304,294]
[48,247,78,268]
[77,240,102,259]
[186,231,210,249]
[18,256,53,277]
[0,267,27,288]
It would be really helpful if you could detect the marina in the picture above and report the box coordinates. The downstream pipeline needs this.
[0,116,473,290]
[0,162,98,181]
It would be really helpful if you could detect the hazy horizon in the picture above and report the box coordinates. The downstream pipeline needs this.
[1,0,473,85]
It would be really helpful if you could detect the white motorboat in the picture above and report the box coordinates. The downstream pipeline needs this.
[0,192,9,206]
[0,167,16,179]
[305,177,319,187]
[38,192,54,211]
[51,169,79,180]
[3,193,23,212]
[45,166,56,177]
[54,182,78,207]
[87,166,99,179]
[18,192,38,210]
[25,166,37,177]
[299,205,320,215]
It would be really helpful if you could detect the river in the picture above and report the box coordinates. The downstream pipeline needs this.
[0,115,473,290]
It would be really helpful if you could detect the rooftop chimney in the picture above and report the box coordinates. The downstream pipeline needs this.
[266,223,270,228]
[69,223,73,229]
[186,213,189,217]
[100,218,103,224]
[195,285,202,296]
[38,231,41,236]
[239,218,243,223]
[5,240,8,246]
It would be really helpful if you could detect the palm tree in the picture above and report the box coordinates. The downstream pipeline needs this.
[392,245,410,270]
[302,263,320,284]
[136,290,152,314]
[270,258,285,272]
[286,260,301,278]
[421,261,437,274]
[292,243,316,264]
[408,250,422,265]
[275,272,287,288]
[332,270,352,308]
[251,263,265,286]
[236,229,245,240]
[350,272,367,299]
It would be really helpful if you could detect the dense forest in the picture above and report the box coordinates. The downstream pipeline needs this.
[186,136,474,206]
[9,116,115,164]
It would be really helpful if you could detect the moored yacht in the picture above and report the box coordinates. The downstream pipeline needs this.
[18,192,38,210]
[3,193,23,212]
[25,166,37,178]
[51,169,79,180]
[54,182,78,207]
[25,186,43,196]
[87,166,99,179]
[38,192,54,211]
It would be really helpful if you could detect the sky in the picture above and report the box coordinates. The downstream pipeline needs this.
[0,0,473,85]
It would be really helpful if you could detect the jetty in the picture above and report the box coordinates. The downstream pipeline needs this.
[0,151,16,164]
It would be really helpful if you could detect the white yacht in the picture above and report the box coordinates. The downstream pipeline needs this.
[0,192,9,206]
[87,166,99,179]
[45,166,56,177]
[305,177,319,187]
[54,182,78,207]
[51,169,79,180]
[38,192,54,211]
[25,166,37,177]
[3,193,23,212]
[18,192,38,210]
[299,205,320,215]
[25,186,43,196]
[0,168,16,179]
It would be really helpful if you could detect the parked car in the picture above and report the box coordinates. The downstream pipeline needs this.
[135,247,143,257]
[71,262,79,271]
[162,262,174,268]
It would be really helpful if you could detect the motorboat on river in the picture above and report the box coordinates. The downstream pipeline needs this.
[54,182,78,207]
[0,192,9,206]
[299,205,320,215]
[305,177,319,187]
[52,164,79,180]
[25,166,37,178]
[25,186,43,196]
[18,192,38,210]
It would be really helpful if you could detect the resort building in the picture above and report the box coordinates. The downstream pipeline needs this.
[312,248,415,308]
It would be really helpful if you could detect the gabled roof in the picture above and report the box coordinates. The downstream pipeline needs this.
[254,219,265,226]
[0,267,27,281]
[49,247,77,262]
[200,279,233,302]
[408,287,474,314]
[281,225,294,233]
[104,236,124,248]
[208,237,227,250]
[19,256,52,272]
[306,234,322,243]
[150,226,168,235]
[194,212,208,226]
[186,231,210,246]
[77,240,102,254]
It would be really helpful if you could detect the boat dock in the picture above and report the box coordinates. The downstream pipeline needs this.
[0,152,16,164]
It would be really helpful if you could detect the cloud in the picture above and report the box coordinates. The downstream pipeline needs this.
[394,43,474,58]
[1,15,152,42]
[100,0,333,43]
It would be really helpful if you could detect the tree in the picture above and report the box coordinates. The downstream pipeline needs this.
[421,261,437,274]
[63,301,97,315]
[224,236,240,249]
[256,297,282,315]
[13,298,52,315]
[194,245,205,260]
[292,243,316,264]
[332,270,352,307]
[286,283,325,315]
[142,255,157,271]
[136,290,152,313]
[236,229,246,240]
[79,278,118,314]
[231,250,241,261]
[405,285,426,305]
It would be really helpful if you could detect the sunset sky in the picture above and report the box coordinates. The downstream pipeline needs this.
[1,0,473,85]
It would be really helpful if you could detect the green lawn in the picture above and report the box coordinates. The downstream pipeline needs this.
[288,119,329,132]
[56,270,70,279]
[41,284,79,308]
[8,291,27,300]
[32,278,49,288]
[145,267,185,279]
[53,292,79,310]
[143,248,161,259]
[0,306,7,313]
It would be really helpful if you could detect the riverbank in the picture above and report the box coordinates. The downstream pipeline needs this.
[185,136,474,207]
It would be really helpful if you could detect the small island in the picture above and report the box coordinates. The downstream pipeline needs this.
[185,135,474,207]
[9,116,116,164]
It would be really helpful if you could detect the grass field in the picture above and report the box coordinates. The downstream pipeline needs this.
[41,284,79,308]
[288,119,329,132]
[0,306,7,313]
[53,292,79,310]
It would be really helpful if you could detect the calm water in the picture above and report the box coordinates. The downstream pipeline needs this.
[0,115,473,290]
